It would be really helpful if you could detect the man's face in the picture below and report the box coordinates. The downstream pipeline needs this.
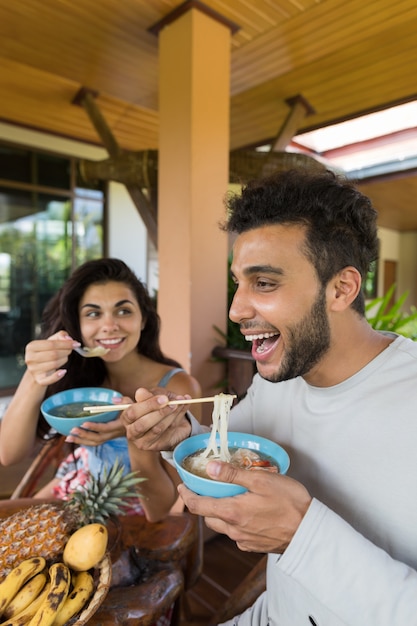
[229,224,331,383]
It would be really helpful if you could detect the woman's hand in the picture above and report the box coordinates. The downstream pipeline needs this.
[25,330,80,386]
[65,395,130,445]
[65,415,126,445]
[121,387,193,451]
[178,461,312,554]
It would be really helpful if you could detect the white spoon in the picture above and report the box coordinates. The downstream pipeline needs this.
[74,346,111,358]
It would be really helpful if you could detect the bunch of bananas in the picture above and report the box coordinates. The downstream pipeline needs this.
[0,556,94,626]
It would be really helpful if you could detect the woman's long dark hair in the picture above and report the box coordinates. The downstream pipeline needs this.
[37,258,181,437]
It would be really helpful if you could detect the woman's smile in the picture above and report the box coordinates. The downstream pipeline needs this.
[79,281,143,359]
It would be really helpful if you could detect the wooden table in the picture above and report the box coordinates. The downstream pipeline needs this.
[0,498,200,626]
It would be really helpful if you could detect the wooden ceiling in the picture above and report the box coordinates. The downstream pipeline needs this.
[1,0,417,230]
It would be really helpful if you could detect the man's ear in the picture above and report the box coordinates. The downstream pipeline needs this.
[329,267,362,311]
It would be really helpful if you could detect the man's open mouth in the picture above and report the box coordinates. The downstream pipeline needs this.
[245,332,280,354]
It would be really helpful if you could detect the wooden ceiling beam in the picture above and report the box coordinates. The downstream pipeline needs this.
[270,95,316,153]
[73,87,158,249]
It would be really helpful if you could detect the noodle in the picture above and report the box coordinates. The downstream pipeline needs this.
[201,393,234,462]
[182,393,279,479]
[183,394,234,477]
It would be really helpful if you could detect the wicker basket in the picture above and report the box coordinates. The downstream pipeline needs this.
[70,553,112,626]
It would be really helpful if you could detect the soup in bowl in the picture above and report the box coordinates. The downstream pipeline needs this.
[173,431,290,498]
[41,387,122,436]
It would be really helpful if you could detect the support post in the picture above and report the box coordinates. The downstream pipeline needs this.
[153,2,235,419]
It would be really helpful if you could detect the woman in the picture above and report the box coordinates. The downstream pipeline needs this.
[0,258,201,522]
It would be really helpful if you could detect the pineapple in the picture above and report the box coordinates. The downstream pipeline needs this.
[0,461,145,576]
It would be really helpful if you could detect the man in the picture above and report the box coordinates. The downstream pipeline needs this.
[122,170,417,624]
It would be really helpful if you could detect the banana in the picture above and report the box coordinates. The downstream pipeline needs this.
[27,563,70,626]
[0,557,46,616]
[2,574,47,620]
[52,571,94,626]
[0,583,51,626]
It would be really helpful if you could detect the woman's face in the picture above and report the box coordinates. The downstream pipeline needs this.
[78,281,144,361]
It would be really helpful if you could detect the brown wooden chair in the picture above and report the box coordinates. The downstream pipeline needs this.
[207,554,267,626]
[10,436,70,498]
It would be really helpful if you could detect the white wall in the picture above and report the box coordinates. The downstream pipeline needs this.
[107,183,148,283]
[377,227,417,308]
[0,122,149,282]
[398,231,417,308]
[377,227,399,297]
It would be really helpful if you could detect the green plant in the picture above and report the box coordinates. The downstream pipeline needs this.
[365,284,417,340]
[213,255,250,352]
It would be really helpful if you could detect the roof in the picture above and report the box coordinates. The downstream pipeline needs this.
[1,0,417,230]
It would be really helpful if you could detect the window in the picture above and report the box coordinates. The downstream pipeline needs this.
[0,143,106,392]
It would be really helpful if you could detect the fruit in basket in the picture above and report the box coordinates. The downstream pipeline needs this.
[63,523,108,571]
[52,570,94,626]
[0,557,46,615]
[1,572,47,620]
[0,560,99,626]
[0,461,145,576]
[27,562,70,626]
[0,579,52,625]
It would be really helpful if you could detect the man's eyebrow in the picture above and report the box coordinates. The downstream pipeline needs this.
[238,265,285,277]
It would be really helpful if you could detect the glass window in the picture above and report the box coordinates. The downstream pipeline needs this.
[0,143,105,392]
[37,152,71,189]
[0,145,31,183]
[73,189,105,265]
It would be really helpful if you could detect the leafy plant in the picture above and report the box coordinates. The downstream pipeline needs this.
[365,284,417,339]
[213,255,250,352]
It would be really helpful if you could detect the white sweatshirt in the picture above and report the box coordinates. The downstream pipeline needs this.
[193,334,417,625]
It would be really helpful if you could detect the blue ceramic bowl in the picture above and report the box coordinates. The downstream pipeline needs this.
[173,431,290,498]
[41,387,123,436]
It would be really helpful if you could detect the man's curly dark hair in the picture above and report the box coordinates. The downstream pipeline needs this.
[222,169,379,315]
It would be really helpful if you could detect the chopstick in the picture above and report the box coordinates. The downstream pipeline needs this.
[83,394,236,414]
[167,395,236,406]
[83,403,132,413]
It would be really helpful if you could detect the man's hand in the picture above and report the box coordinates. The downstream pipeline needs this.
[121,387,193,451]
[178,460,312,553]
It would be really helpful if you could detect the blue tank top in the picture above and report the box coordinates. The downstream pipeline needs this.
[85,368,184,478]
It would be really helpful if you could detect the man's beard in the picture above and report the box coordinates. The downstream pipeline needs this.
[262,285,331,383]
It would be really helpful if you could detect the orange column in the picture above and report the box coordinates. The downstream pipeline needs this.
[156,5,233,419]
